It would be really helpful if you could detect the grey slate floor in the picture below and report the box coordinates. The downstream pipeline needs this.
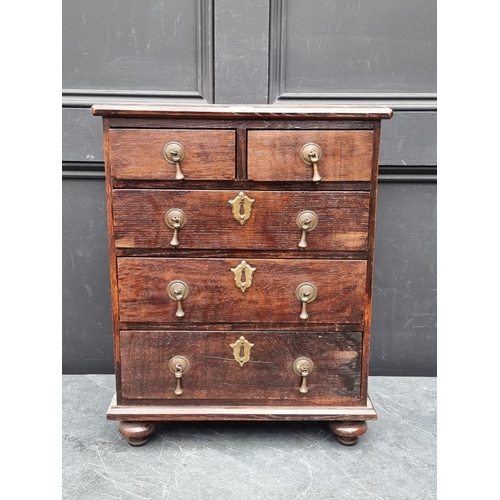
[62,375,436,500]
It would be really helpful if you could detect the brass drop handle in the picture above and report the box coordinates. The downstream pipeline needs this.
[164,208,187,247]
[295,282,318,321]
[296,211,319,249]
[168,356,190,395]
[167,280,190,318]
[293,357,314,394]
[300,143,322,182]
[162,141,186,180]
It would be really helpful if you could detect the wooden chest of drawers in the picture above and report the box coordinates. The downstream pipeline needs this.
[91,104,393,447]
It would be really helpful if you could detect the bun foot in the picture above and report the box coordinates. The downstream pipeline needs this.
[329,420,368,446]
[118,421,157,447]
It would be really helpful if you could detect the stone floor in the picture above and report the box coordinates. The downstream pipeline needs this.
[62,375,436,500]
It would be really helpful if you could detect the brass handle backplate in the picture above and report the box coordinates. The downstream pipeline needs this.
[162,141,186,180]
[167,280,190,318]
[300,143,322,182]
[296,210,319,249]
[295,282,318,320]
[168,356,191,395]
[293,357,314,394]
[164,208,187,247]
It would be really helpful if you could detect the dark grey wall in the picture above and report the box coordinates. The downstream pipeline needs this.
[62,178,112,374]
[62,0,436,376]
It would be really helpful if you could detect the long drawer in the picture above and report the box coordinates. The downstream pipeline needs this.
[112,189,370,252]
[119,330,362,403]
[117,258,367,325]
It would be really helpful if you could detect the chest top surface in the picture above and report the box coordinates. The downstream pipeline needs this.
[91,103,393,119]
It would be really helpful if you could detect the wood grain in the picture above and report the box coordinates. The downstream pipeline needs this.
[106,394,378,421]
[92,103,394,120]
[108,129,236,180]
[119,330,362,403]
[112,189,370,252]
[108,118,375,131]
[247,130,374,182]
[116,257,366,325]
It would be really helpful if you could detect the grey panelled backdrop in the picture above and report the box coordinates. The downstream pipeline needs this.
[62,0,436,376]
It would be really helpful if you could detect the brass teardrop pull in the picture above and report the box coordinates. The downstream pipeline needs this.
[164,208,187,247]
[167,280,190,318]
[296,210,319,249]
[295,282,318,320]
[293,357,314,394]
[168,356,191,395]
[162,141,186,180]
[300,143,322,182]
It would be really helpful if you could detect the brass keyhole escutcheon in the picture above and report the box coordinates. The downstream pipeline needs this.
[167,280,190,318]
[300,143,322,182]
[293,357,314,394]
[168,356,191,395]
[295,282,318,321]
[296,210,319,249]
[231,260,256,293]
[230,336,255,367]
[228,192,255,225]
[162,141,186,180]
[164,208,187,247]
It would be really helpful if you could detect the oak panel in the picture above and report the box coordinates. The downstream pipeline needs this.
[117,257,367,325]
[120,330,362,402]
[247,130,374,182]
[112,189,370,252]
[108,129,236,180]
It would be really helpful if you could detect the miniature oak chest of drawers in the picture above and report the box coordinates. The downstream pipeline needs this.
[91,104,393,446]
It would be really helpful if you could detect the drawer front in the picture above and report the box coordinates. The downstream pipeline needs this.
[247,130,374,182]
[108,129,236,180]
[117,258,366,325]
[112,189,370,252]
[120,330,362,403]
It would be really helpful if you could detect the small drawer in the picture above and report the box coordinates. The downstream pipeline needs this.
[117,257,366,325]
[247,130,374,182]
[108,128,236,180]
[112,189,370,252]
[119,330,362,403]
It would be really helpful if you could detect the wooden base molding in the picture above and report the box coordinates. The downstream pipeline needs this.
[109,395,376,446]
